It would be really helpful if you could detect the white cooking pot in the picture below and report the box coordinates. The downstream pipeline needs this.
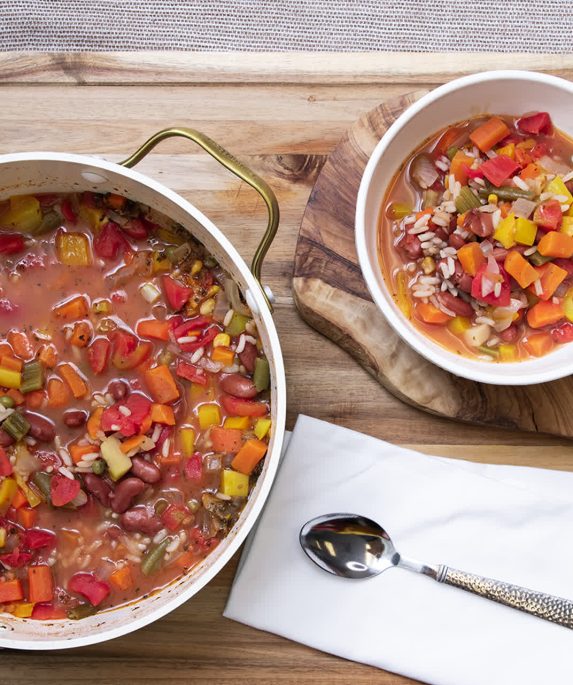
[0,128,286,649]
[356,71,573,385]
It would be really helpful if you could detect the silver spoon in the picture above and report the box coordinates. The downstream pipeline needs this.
[300,513,573,629]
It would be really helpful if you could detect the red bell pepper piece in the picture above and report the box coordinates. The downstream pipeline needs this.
[0,447,12,476]
[178,326,219,353]
[94,222,130,260]
[176,361,208,386]
[0,548,33,568]
[120,218,149,240]
[0,234,26,255]
[479,156,520,187]
[171,317,211,339]
[68,572,110,606]
[31,602,67,620]
[470,264,511,306]
[87,337,111,374]
[184,453,203,481]
[516,112,552,136]
[534,200,563,232]
[162,275,191,311]
[22,528,56,550]
[60,198,77,223]
[463,165,485,180]
[111,330,152,370]
[221,394,269,417]
[189,526,219,553]
[50,473,81,507]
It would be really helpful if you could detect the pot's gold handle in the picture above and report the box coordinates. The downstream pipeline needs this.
[120,127,279,311]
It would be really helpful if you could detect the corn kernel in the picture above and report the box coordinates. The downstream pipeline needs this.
[190,259,203,276]
[199,298,215,316]
[488,194,498,205]
[213,333,231,348]
[206,285,221,297]
[0,527,6,547]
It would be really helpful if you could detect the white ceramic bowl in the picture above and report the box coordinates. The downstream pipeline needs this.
[356,70,573,385]
[0,138,286,649]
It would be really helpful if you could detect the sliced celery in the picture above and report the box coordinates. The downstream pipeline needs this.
[455,186,481,214]
[2,412,30,441]
[20,361,44,394]
[225,312,250,337]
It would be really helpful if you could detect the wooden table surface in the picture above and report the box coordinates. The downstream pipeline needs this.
[2,51,573,684]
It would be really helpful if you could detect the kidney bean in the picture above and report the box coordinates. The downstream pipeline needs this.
[239,342,258,373]
[0,428,15,447]
[83,473,113,508]
[449,260,473,294]
[463,209,493,238]
[63,409,88,428]
[110,477,146,514]
[448,233,466,249]
[120,505,163,535]
[130,457,161,484]
[220,374,258,399]
[23,412,56,443]
[108,379,129,401]
[433,227,448,242]
[437,291,474,317]
[400,233,422,260]
[499,326,518,343]
[492,247,509,262]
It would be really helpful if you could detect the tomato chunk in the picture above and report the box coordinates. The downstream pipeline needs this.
[470,264,511,306]
[516,112,552,136]
[479,156,520,187]
[176,360,208,386]
[0,234,26,255]
[221,394,269,417]
[162,275,192,311]
[94,221,130,260]
[534,200,563,232]
[50,473,81,507]
[87,337,111,374]
[68,572,110,606]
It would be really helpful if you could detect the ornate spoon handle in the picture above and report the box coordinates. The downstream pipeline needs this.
[438,566,573,629]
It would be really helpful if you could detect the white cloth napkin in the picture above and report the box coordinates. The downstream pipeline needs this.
[224,415,573,685]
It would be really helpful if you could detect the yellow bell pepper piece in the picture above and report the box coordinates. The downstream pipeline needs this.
[545,176,573,205]
[197,403,221,430]
[211,347,235,366]
[395,271,412,319]
[0,527,6,548]
[151,251,171,274]
[0,366,21,389]
[514,217,537,246]
[220,469,249,497]
[495,143,515,159]
[79,205,105,232]
[0,195,42,232]
[561,216,573,237]
[56,231,92,266]
[447,316,471,335]
[0,477,18,515]
[493,213,516,249]
[11,602,35,618]
[14,473,42,508]
[254,418,272,440]
[156,225,185,245]
[213,333,231,349]
[180,427,195,457]
[224,416,250,430]
[564,287,573,322]
[498,343,517,361]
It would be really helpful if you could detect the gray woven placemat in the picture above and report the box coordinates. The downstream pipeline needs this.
[0,0,571,52]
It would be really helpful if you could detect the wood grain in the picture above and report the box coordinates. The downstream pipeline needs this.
[1,53,573,685]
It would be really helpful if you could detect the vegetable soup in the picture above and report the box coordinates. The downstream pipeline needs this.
[379,111,573,362]
[0,191,271,620]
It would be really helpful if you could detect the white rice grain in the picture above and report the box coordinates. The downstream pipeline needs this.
[235,334,246,355]
[223,309,234,327]
[59,466,75,480]
[512,176,529,191]
[118,405,131,417]
[190,347,204,364]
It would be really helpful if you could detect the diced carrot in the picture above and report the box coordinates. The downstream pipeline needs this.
[138,413,153,436]
[25,389,46,410]
[211,426,243,454]
[469,116,511,152]
[11,488,28,510]
[28,565,54,603]
[174,550,198,570]
[47,377,70,407]
[143,365,180,404]
[6,388,25,406]
[527,301,564,329]
[158,450,181,466]
[87,406,104,439]
[105,193,126,210]
[150,403,176,425]
[524,332,554,357]
[528,262,568,301]
[69,321,92,348]
[0,343,13,358]
[7,330,33,360]
[450,150,474,184]
[0,579,24,603]
[38,343,58,368]
[499,202,512,219]
[109,565,134,591]
[120,434,145,454]
[537,232,573,259]
[415,208,433,221]
[136,319,172,341]
[18,507,37,528]
[231,438,268,475]
[211,347,235,366]
[504,251,540,288]
[416,302,451,325]
[53,295,89,321]
[0,356,23,372]
[69,443,97,465]
[457,242,486,277]
[456,212,466,227]
[59,363,88,398]
[520,163,542,180]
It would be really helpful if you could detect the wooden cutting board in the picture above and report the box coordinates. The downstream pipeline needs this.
[293,90,573,439]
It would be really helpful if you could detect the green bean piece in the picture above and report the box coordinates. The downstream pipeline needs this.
[91,459,107,475]
[477,345,499,358]
[528,251,553,266]
[225,313,250,337]
[20,361,44,394]
[2,412,30,441]
[478,185,534,201]
[68,603,98,620]
[446,146,459,160]
[0,395,15,409]
[141,537,172,576]
[32,471,52,502]
[203,255,218,269]
[253,357,270,392]
[455,186,481,214]
[35,211,62,235]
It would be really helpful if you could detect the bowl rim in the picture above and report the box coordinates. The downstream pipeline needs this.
[355,69,573,385]
[0,151,287,649]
